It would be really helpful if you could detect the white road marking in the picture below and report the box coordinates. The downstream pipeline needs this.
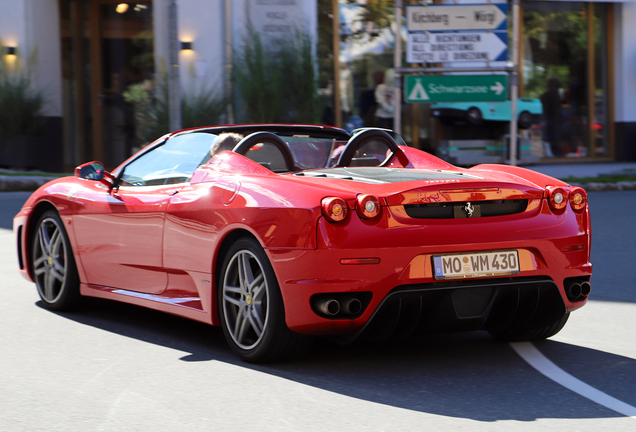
[511,342,636,419]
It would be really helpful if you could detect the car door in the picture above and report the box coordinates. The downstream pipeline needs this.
[71,182,172,294]
[71,132,216,294]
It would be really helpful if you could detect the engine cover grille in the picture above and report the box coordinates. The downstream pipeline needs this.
[404,199,528,219]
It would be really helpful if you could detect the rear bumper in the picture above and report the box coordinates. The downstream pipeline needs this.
[270,239,590,337]
[270,200,591,338]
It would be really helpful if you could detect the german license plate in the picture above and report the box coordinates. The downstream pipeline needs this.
[433,250,520,280]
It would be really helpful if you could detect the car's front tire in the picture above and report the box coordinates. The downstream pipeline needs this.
[466,107,483,125]
[31,210,81,311]
[488,313,570,342]
[218,237,311,363]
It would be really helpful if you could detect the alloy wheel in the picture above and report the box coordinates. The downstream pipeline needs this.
[33,217,68,304]
[222,249,269,350]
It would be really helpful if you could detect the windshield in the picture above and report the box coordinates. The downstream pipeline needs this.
[120,133,213,186]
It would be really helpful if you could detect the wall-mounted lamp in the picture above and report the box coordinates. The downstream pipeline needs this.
[116,3,129,14]
[5,46,17,55]
[180,41,193,51]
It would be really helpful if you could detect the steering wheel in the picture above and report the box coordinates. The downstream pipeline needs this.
[335,129,401,168]
[232,132,297,172]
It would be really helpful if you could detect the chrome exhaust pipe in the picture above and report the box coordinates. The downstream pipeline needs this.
[315,299,340,316]
[566,282,582,300]
[343,298,362,315]
[580,281,591,297]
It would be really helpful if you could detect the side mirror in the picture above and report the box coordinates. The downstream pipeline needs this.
[75,161,113,187]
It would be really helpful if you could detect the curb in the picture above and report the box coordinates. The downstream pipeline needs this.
[571,181,636,192]
[0,176,58,192]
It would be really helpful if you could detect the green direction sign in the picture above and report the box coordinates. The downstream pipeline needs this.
[405,75,508,103]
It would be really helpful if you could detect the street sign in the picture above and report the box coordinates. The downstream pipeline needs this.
[404,75,508,103]
[407,31,507,63]
[406,4,508,32]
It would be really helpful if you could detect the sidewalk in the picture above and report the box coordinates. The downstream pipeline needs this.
[2,162,636,192]
[529,162,636,191]
[529,162,636,179]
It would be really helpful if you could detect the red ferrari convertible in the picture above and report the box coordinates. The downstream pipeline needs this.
[14,125,591,362]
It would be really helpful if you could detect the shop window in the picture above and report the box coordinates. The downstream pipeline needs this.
[333,1,397,131]
[523,1,609,158]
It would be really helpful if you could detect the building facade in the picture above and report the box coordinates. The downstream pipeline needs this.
[0,0,635,172]
[0,0,317,171]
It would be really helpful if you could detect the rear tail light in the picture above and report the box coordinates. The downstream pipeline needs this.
[356,194,381,219]
[321,197,348,222]
[547,186,568,211]
[569,187,587,212]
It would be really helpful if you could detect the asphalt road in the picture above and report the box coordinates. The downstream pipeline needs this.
[1,191,635,431]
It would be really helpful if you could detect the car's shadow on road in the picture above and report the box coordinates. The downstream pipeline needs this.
[43,297,636,423]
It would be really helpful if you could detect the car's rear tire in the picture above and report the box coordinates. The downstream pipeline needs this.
[218,237,311,363]
[488,313,570,342]
[518,111,533,129]
[31,210,81,311]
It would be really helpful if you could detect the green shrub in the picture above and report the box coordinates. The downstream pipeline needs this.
[233,25,320,124]
[123,77,226,144]
[0,48,44,137]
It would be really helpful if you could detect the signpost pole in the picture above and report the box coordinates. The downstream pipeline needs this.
[224,0,234,124]
[394,0,403,135]
[509,0,520,166]
[332,0,342,128]
[167,0,181,132]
